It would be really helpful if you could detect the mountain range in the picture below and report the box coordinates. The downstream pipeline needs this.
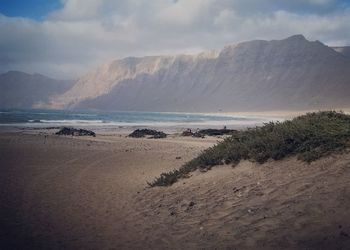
[0,71,73,109]
[1,35,350,112]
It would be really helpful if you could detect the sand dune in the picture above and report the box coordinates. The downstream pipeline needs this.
[135,156,350,249]
[1,131,350,249]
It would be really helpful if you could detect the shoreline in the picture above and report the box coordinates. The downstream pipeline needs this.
[0,122,260,135]
[0,118,277,132]
[0,109,291,133]
[3,108,350,135]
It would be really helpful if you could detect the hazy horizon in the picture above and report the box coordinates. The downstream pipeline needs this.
[1,0,350,78]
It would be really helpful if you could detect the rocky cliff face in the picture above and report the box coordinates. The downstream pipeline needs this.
[46,35,350,112]
[45,50,220,109]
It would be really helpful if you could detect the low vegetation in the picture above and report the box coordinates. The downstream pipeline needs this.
[182,128,236,137]
[129,129,167,139]
[149,111,350,187]
[195,128,237,137]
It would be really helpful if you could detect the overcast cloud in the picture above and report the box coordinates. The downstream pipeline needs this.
[1,0,350,78]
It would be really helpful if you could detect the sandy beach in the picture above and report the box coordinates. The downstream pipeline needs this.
[1,129,350,249]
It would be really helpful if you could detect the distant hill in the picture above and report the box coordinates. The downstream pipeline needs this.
[332,46,350,57]
[31,35,350,112]
[0,71,73,109]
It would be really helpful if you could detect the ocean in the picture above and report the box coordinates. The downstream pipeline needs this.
[0,109,280,129]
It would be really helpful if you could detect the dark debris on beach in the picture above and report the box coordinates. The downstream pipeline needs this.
[128,129,167,139]
[55,127,96,137]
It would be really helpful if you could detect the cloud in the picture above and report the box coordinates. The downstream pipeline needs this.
[0,0,349,78]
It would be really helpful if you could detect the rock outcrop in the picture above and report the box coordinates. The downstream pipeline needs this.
[56,127,96,137]
[128,129,167,139]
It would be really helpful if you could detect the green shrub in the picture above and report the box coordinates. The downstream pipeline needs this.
[148,111,350,187]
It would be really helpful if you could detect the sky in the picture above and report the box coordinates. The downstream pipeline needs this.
[1,0,350,79]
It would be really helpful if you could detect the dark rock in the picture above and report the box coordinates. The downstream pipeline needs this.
[193,132,205,138]
[340,231,349,237]
[128,129,167,139]
[182,129,193,136]
[189,201,195,207]
[55,127,96,137]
